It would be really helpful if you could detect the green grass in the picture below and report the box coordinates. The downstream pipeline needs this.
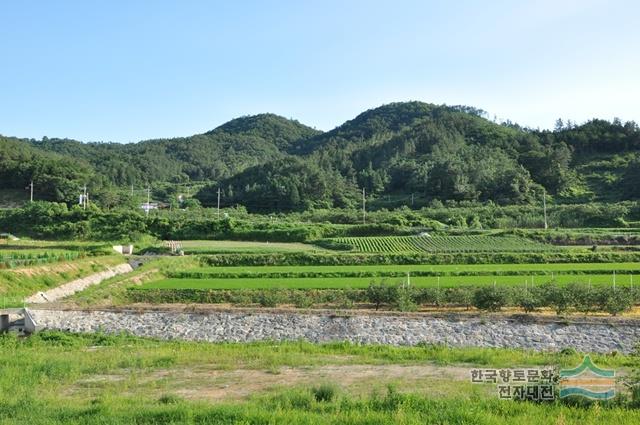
[0,240,114,268]
[177,240,326,254]
[333,235,555,253]
[144,273,634,290]
[1,332,639,424]
[0,255,124,306]
[181,262,640,275]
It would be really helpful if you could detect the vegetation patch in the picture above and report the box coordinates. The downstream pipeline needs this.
[328,235,555,253]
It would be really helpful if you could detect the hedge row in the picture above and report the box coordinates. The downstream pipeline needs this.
[199,251,640,267]
[128,282,639,315]
[169,269,635,279]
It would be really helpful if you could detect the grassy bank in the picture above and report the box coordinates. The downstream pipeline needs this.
[1,332,638,424]
[0,255,123,305]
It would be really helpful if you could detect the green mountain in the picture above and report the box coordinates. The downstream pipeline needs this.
[208,102,640,211]
[22,113,320,187]
[1,102,638,210]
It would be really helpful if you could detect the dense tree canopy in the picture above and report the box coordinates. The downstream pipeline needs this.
[1,102,639,211]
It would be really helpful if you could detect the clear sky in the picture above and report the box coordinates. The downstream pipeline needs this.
[1,0,638,143]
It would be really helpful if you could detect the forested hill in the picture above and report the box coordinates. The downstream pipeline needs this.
[1,102,639,210]
[205,102,640,211]
[5,113,320,190]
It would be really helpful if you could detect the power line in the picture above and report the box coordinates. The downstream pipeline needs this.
[146,187,151,215]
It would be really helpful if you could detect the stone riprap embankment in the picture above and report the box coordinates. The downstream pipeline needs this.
[26,263,133,303]
[27,308,640,353]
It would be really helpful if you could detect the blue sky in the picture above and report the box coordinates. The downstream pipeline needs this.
[1,0,638,143]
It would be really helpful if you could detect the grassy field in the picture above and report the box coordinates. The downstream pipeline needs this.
[138,260,640,290]
[177,262,640,275]
[178,240,325,254]
[145,274,634,290]
[332,235,555,253]
[2,331,638,424]
[0,239,113,268]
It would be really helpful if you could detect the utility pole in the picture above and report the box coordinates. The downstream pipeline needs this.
[217,187,221,219]
[29,181,34,202]
[362,188,366,224]
[146,187,151,215]
[83,185,87,210]
[131,184,134,196]
[542,188,548,230]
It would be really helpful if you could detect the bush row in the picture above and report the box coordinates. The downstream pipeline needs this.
[198,251,640,267]
[127,282,639,315]
[169,269,634,279]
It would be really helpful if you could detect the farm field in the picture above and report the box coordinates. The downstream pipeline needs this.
[177,240,326,254]
[0,239,113,268]
[177,262,640,275]
[331,235,556,253]
[145,273,633,290]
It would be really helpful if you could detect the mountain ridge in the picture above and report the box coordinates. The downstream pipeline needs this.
[1,101,639,209]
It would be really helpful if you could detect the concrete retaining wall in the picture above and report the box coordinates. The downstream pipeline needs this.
[26,263,133,303]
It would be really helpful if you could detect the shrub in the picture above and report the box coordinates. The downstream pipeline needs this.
[540,283,575,315]
[594,288,634,316]
[568,284,597,313]
[366,281,395,310]
[312,384,338,402]
[473,287,508,312]
[393,285,418,312]
[292,292,314,309]
[516,288,544,313]
[257,291,282,308]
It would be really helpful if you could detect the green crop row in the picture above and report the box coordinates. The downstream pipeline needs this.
[199,251,640,267]
[169,268,638,280]
[127,282,639,316]
[0,251,84,269]
[328,235,554,253]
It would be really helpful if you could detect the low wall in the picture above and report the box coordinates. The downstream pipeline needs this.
[27,308,640,353]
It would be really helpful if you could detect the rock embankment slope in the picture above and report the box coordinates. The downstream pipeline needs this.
[28,308,640,354]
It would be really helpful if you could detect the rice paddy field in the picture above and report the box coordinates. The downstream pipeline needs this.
[138,261,640,290]
[0,239,113,268]
[178,240,327,254]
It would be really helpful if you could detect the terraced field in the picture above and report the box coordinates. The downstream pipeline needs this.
[178,240,325,254]
[331,235,554,253]
[0,240,112,268]
[174,262,640,276]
